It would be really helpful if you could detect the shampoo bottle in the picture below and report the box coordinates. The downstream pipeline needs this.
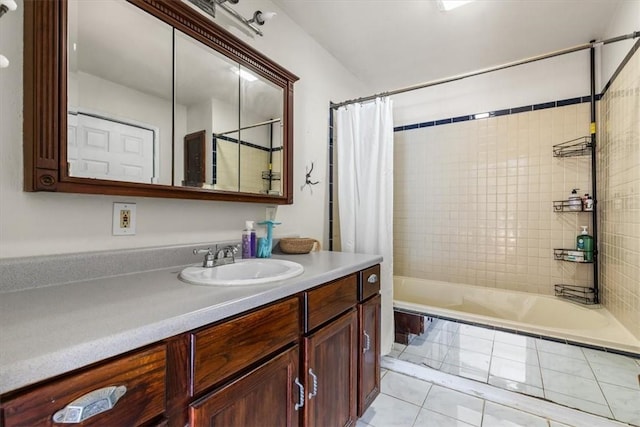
[242,221,256,258]
[576,226,594,262]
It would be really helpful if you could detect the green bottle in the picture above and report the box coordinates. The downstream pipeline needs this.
[577,226,594,262]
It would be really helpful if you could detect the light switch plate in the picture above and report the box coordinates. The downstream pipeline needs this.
[112,202,136,236]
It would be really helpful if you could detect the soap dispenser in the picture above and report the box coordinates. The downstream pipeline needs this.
[576,226,594,262]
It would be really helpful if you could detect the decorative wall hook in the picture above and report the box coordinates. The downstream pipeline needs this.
[300,162,320,194]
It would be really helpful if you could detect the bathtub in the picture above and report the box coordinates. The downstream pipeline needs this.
[394,276,640,355]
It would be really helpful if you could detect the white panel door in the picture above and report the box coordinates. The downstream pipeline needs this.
[68,113,156,183]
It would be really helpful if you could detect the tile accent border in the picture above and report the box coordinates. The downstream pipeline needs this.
[394,308,640,360]
[393,94,602,133]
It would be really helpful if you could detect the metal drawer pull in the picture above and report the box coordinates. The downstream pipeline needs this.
[363,331,371,353]
[367,274,378,284]
[52,385,127,423]
[294,378,304,410]
[308,368,318,399]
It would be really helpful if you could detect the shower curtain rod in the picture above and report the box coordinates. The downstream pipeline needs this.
[330,31,640,109]
[214,118,281,137]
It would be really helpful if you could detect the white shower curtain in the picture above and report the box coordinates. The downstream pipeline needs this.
[336,97,394,355]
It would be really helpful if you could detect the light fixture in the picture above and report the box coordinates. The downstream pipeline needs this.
[437,0,474,12]
[186,0,275,37]
[231,67,257,82]
[474,112,490,119]
[0,54,9,68]
[0,0,17,18]
[248,11,277,26]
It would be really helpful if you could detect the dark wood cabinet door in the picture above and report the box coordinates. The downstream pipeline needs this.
[303,309,357,427]
[358,294,381,416]
[190,345,300,427]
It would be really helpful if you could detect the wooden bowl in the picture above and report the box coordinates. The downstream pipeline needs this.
[279,238,321,254]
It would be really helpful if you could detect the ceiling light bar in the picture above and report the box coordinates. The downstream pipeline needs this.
[437,0,474,12]
[186,0,275,37]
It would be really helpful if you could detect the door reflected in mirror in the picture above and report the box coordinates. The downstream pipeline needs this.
[67,0,172,184]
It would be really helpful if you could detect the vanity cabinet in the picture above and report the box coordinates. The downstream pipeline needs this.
[302,274,359,426]
[1,344,167,426]
[357,266,381,416]
[0,264,381,427]
[190,345,300,427]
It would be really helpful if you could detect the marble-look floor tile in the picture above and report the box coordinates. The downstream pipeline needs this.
[543,390,613,419]
[430,319,460,334]
[458,324,495,341]
[493,331,537,349]
[492,341,540,366]
[413,408,474,426]
[389,349,403,358]
[535,340,586,360]
[489,357,543,388]
[399,352,444,370]
[423,385,484,426]
[537,351,595,380]
[381,371,432,406]
[450,334,494,355]
[582,348,640,369]
[548,422,573,427]
[600,382,640,426]
[404,340,451,362]
[443,347,491,371]
[356,420,370,427]
[418,329,457,346]
[589,361,640,390]
[359,393,421,427]
[487,375,545,398]
[439,362,489,383]
[394,343,408,353]
[540,369,607,404]
[481,401,548,427]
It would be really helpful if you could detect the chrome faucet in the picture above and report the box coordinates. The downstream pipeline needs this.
[193,244,239,268]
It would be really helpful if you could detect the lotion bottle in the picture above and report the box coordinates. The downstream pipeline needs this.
[568,188,582,211]
[242,221,256,258]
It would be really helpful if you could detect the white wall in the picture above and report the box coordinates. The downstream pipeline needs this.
[392,0,640,128]
[0,0,368,258]
[393,50,591,126]
[601,0,640,88]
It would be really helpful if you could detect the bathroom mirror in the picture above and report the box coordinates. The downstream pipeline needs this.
[24,0,298,203]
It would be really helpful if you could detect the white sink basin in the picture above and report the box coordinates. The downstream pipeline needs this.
[179,258,304,286]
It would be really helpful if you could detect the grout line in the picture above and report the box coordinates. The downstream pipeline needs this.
[382,357,628,427]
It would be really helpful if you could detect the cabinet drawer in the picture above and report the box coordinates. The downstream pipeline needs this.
[191,297,300,396]
[2,344,166,427]
[306,274,357,332]
[359,265,380,301]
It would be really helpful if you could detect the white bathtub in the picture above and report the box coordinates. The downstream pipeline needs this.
[394,276,640,354]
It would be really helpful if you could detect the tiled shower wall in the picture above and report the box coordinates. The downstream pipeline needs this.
[394,103,594,295]
[598,44,640,340]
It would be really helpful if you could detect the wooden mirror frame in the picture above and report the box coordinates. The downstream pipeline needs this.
[23,0,298,204]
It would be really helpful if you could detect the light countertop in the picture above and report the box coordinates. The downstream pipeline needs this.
[0,251,381,395]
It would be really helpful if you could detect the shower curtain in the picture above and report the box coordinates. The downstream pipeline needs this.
[335,97,394,355]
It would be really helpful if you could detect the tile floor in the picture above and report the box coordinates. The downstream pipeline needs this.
[358,366,626,427]
[386,318,640,426]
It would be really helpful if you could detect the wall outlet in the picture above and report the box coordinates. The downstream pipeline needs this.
[112,202,136,236]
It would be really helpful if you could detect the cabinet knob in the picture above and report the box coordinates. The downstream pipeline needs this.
[367,274,378,284]
[294,378,304,410]
[52,385,127,423]
[308,368,318,399]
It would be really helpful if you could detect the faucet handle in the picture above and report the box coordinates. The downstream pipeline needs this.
[193,248,215,267]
